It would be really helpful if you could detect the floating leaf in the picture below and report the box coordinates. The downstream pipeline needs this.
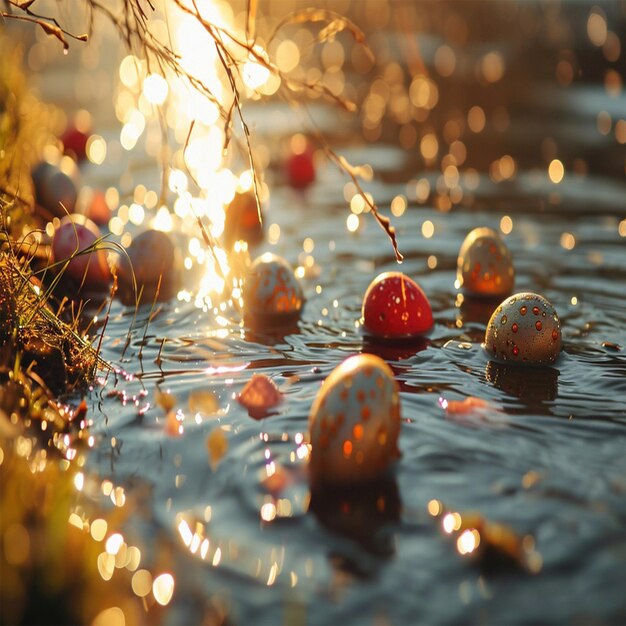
[165,411,182,437]
[431,504,541,573]
[237,374,282,419]
[442,396,493,415]
[155,389,176,412]
[261,464,291,496]
[188,390,219,416]
[206,427,228,470]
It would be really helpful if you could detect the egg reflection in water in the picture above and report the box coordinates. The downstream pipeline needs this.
[308,354,401,486]
[486,361,559,403]
[456,227,514,298]
[309,474,401,563]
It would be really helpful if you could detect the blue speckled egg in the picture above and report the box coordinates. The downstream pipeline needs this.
[308,354,401,485]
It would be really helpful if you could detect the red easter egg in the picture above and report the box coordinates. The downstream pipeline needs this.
[287,150,315,189]
[61,125,89,161]
[362,272,433,339]
[52,215,110,288]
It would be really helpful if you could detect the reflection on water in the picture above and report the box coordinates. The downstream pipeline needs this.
[362,335,430,362]
[309,474,401,562]
[486,360,559,404]
[456,292,500,326]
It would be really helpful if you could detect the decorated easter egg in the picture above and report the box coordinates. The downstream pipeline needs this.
[287,138,316,190]
[52,215,110,288]
[362,272,433,339]
[244,253,303,324]
[86,190,111,226]
[457,227,514,297]
[308,354,401,485]
[485,292,562,364]
[61,124,89,161]
[32,162,77,218]
[116,229,178,304]
[223,190,263,249]
[31,161,55,198]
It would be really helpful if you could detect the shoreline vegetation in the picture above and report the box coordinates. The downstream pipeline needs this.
[0,41,129,626]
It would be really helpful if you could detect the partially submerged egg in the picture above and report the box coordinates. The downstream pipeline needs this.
[116,229,178,304]
[244,253,303,325]
[485,292,562,364]
[457,227,514,297]
[86,190,111,226]
[287,150,315,189]
[52,215,110,288]
[223,191,263,249]
[308,354,401,485]
[362,272,433,339]
[32,162,77,218]
[286,137,316,190]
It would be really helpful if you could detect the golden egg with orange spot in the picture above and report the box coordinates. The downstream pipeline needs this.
[308,354,401,485]
[244,253,303,325]
[457,227,514,297]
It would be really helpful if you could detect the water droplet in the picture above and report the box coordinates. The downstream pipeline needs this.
[535,321,542,331]
[512,323,518,333]
[501,315,508,325]
[520,306,527,315]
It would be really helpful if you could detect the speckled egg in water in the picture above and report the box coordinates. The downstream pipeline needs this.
[32,161,77,219]
[485,292,562,364]
[308,354,401,485]
[244,253,303,324]
[362,272,433,339]
[223,190,263,249]
[457,227,514,297]
[116,229,178,304]
[52,215,110,288]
